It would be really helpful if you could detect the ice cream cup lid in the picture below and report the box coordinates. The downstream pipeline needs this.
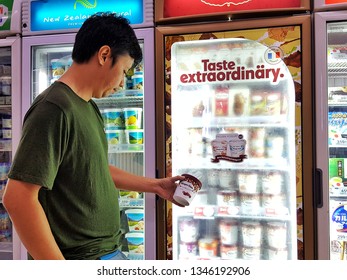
[181,173,202,190]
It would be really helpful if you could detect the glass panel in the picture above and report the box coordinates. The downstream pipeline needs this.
[0,46,13,260]
[32,44,73,101]
[327,21,347,260]
[170,38,296,260]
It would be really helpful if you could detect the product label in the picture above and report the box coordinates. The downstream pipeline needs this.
[331,203,347,241]
[329,158,347,197]
[328,112,347,146]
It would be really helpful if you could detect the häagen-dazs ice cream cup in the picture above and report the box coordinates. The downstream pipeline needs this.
[173,174,202,206]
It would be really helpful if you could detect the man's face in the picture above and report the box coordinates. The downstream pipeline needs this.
[98,53,134,98]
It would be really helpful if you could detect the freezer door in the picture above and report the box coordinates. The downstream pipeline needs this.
[315,14,347,260]
[170,38,297,260]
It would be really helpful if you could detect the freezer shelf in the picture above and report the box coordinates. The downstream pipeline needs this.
[175,205,290,221]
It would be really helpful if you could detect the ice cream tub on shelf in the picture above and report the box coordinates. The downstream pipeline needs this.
[241,221,262,247]
[125,209,144,231]
[179,241,198,259]
[178,217,199,243]
[265,222,287,249]
[217,190,238,206]
[125,129,144,144]
[241,245,261,260]
[240,193,261,215]
[198,237,219,258]
[105,130,123,145]
[219,219,238,245]
[266,246,288,260]
[123,108,142,129]
[0,77,11,96]
[119,190,142,199]
[102,108,124,129]
[132,74,143,89]
[125,232,144,254]
[220,244,238,259]
[261,172,283,195]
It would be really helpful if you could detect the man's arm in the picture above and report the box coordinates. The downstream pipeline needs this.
[2,179,65,260]
[109,165,185,206]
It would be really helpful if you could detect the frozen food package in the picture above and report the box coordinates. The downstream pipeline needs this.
[229,88,250,117]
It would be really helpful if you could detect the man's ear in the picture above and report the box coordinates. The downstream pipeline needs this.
[99,45,111,65]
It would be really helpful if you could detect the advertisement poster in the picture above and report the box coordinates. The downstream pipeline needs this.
[0,0,14,31]
[164,26,303,259]
[163,0,301,18]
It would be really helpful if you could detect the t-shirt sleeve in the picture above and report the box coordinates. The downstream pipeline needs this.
[8,101,67,189]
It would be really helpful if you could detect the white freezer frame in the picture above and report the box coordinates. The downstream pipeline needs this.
[0,36,22,259]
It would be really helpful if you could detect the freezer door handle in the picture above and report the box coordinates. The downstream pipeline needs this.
[314,168,323,208]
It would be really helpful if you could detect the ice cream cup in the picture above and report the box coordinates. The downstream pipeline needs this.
[220,244,238,259]
[267,246,288,260]
[173,174,202,206]
[125,232,144,254]
[219,219,239,245]
[229,139,246,158]
[238,172,259,194]
[125,209,144,231]
[240,193,261,215]
[266,222,287,249]
[178,217,199,242]
[211,139,228,158]
[241,221,262,247]
[105,130,123,145]
[102,108,124,129]
[241,245,261,260]
[125,129,144,144]
[219,169,233,189]
[123,107,142,129]
[261,172,283,194]
[217,190,238,206]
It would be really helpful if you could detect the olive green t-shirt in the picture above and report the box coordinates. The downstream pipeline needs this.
[8,82,121,260]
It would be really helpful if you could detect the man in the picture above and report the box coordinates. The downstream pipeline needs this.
[3,13,184,260]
